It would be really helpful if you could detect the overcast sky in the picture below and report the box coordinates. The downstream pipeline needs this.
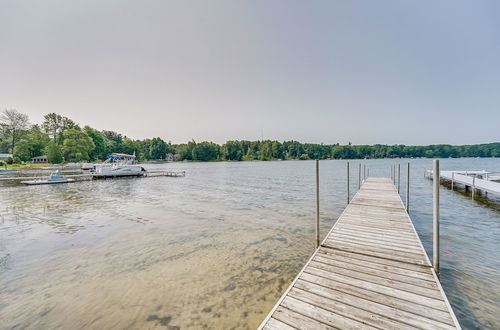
[1,1,499,145]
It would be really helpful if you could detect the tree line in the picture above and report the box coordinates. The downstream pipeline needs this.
[0,109,499,164]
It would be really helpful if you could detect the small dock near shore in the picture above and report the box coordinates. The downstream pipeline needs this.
[0,170,185,182]
[259,177,460,329]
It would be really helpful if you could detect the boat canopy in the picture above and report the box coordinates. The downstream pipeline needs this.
[102,153,137,164]
[110,153,136,159]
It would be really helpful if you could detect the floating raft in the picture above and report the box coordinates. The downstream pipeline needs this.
[259,177,460,329]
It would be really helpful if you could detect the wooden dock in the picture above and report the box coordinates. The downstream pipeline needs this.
[259,177,460,329]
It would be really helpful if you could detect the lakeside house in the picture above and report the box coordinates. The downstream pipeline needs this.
[0,153,13,160]
[32,155,48,163]
[166,153,176,162]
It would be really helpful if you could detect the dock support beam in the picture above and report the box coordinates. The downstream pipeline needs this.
[346,162,350,205]
[433,160,440,278]
[315,160,320,248]
[406,163,410,212]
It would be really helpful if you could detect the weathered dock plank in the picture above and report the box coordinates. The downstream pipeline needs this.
[259,177,460,329]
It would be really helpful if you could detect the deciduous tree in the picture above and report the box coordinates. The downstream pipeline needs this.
[0,109,30,154]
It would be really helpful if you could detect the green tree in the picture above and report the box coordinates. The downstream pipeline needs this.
[42,113,77,144]
[221,141,243,161]
[122,138,141,157]
[84,126,107,160]
[45,142,64,163]
[0,109,30,154]
[149,137,168,159]
[102,130,124,155]
[62,128,95,161]
[16,125,51,160]
[192,141,219,161]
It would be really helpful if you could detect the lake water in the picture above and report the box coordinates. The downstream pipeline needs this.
[0,159,499,329]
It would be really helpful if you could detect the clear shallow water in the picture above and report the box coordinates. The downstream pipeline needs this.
[0,159,499,329]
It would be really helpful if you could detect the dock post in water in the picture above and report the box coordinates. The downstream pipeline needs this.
[358,163,361,189]
[472,176,476,200]
[406,162,410,211]
[451,172,454,190]
[398,164,401,194]
[433,159,440,278]
[346,162,350,205]
[315,160,320,248]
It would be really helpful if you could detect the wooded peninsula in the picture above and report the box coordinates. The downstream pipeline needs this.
[1,109,499,164]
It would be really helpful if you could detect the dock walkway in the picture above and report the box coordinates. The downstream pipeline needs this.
[259,177,460,329]
[426,170,500,196]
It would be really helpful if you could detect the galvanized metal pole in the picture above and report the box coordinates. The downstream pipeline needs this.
[358,163,361,189]
[451,172,454,190]
[315,160,320,248]
[472,176,475,200]
[390,166,393,182]
[347,162,350,205]
[363,165,366,183]
[398,164,401,194]
[406,162,410,212]
[433,160,440,278]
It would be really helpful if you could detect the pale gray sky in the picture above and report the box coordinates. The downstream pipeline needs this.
[1,1,499,145]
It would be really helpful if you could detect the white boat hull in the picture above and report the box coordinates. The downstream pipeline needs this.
[91,164,146,178]
[21,178,76,185]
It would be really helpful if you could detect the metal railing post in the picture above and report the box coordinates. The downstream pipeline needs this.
[315,160,320,248]
[398,164,401,194]
[406,162,410,212]
[347,162,350,205]
[433,160,440,278]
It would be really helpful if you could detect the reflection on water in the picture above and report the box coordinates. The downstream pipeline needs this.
[0,159,499,329]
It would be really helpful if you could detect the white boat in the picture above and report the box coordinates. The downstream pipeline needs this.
[91,153,146,178]
[21,172,75,185]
